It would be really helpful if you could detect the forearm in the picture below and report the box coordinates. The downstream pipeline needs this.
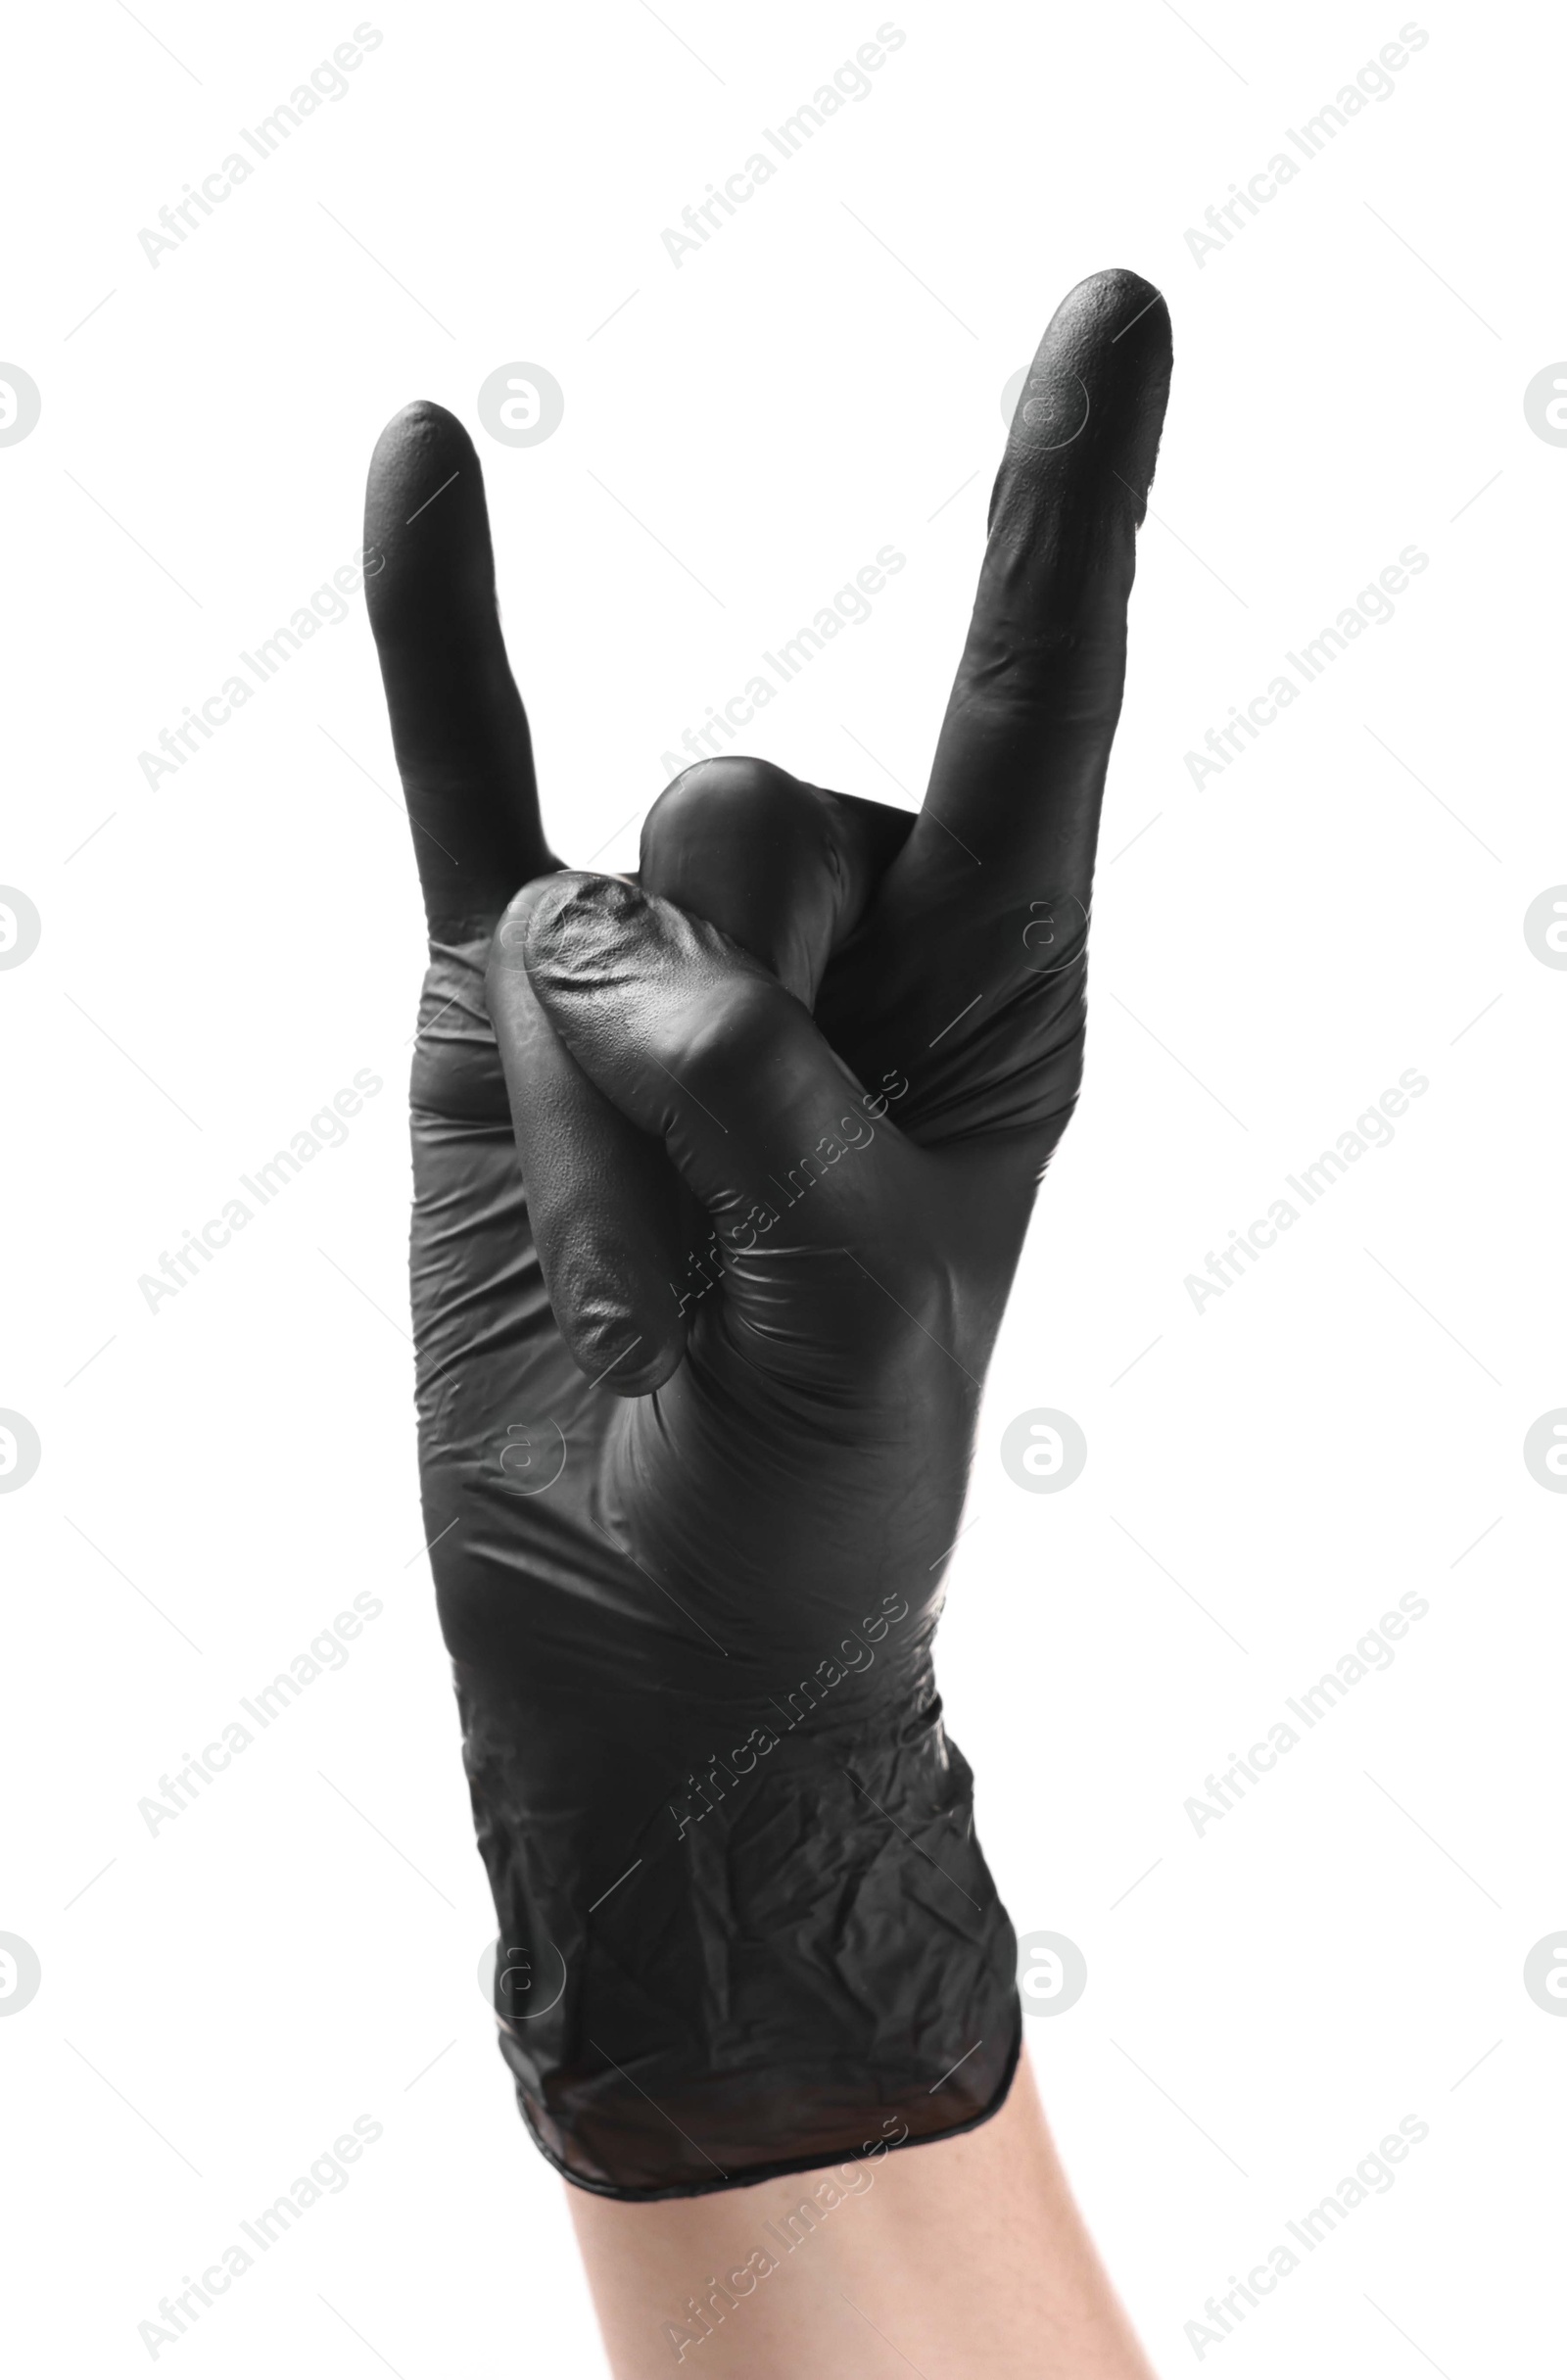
[569,2046,1159,2379]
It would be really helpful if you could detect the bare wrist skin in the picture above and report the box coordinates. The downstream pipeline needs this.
[569,2048,1160,2379]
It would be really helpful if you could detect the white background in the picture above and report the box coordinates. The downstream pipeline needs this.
[3,0,1561,2371]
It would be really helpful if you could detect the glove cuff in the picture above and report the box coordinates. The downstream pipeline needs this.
[463,1669,1021,2199]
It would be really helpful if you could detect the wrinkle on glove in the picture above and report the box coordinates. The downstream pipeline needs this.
[413,930,1021,2196]
[373,266,1172,2198]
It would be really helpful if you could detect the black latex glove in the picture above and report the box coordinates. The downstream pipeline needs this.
[364,269,1172,2199]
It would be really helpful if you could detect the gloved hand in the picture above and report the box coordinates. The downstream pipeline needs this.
[364,268,1172,2199]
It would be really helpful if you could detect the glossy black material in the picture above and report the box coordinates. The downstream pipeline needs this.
[365,270,1172,2197]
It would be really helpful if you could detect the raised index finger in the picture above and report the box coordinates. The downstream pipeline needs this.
[364,402,554,937]
[901,267,1172,909]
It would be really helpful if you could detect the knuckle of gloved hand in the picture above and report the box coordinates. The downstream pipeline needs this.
[642,761,845,975]
[646,750,776,828]
[851,1241,961,1376]
[489,875,563,971]
[661,975,783,1112]
[883,1209,958,1319]
[509,871,642,981]
[645,753,817,854]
